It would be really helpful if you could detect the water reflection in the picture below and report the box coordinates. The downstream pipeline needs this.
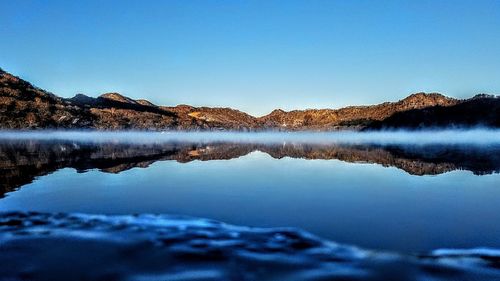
[1,139,499,196]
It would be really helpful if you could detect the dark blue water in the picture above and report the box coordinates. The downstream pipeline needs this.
[0,131,499,253]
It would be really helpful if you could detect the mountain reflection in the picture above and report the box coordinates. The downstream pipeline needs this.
[1,140,499,196]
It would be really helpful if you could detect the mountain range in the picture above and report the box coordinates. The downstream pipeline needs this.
[1,67,499,130]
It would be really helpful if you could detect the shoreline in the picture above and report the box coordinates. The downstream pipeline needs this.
[1,211,500,281]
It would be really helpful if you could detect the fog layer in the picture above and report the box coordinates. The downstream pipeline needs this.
[0,129,499,145]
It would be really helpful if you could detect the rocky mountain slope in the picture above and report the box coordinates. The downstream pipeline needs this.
[0,69,93,128]
[1,68,498,130]
[365,94,500,130]
[258,93,459,130]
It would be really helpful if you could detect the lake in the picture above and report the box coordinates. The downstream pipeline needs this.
[1,130,499,253]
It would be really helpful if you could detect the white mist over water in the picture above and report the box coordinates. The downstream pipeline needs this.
[0,129,499,145]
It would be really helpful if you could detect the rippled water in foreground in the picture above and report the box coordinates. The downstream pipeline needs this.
[1,130,499,255]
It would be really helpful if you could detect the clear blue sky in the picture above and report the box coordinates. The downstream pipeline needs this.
[1,0,499,116]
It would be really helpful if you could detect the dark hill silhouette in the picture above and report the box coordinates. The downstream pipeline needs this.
[366,95,500,130]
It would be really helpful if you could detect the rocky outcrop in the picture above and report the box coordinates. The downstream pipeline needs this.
[1,67,498,130]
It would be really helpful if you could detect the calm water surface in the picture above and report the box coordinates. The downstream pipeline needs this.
[0,130,499,253]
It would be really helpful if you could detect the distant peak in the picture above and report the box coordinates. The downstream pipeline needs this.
[270,109,286,115]
[72,93,91,99]
[70,93,94,100]
[393,93,459,110]
[400,92,457,103]
[472,93,497,99]
[99,93,138,104]
[174,104,195,110]
[67,94,98,106]
[135,99,156,107]
[402,92,447,100]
